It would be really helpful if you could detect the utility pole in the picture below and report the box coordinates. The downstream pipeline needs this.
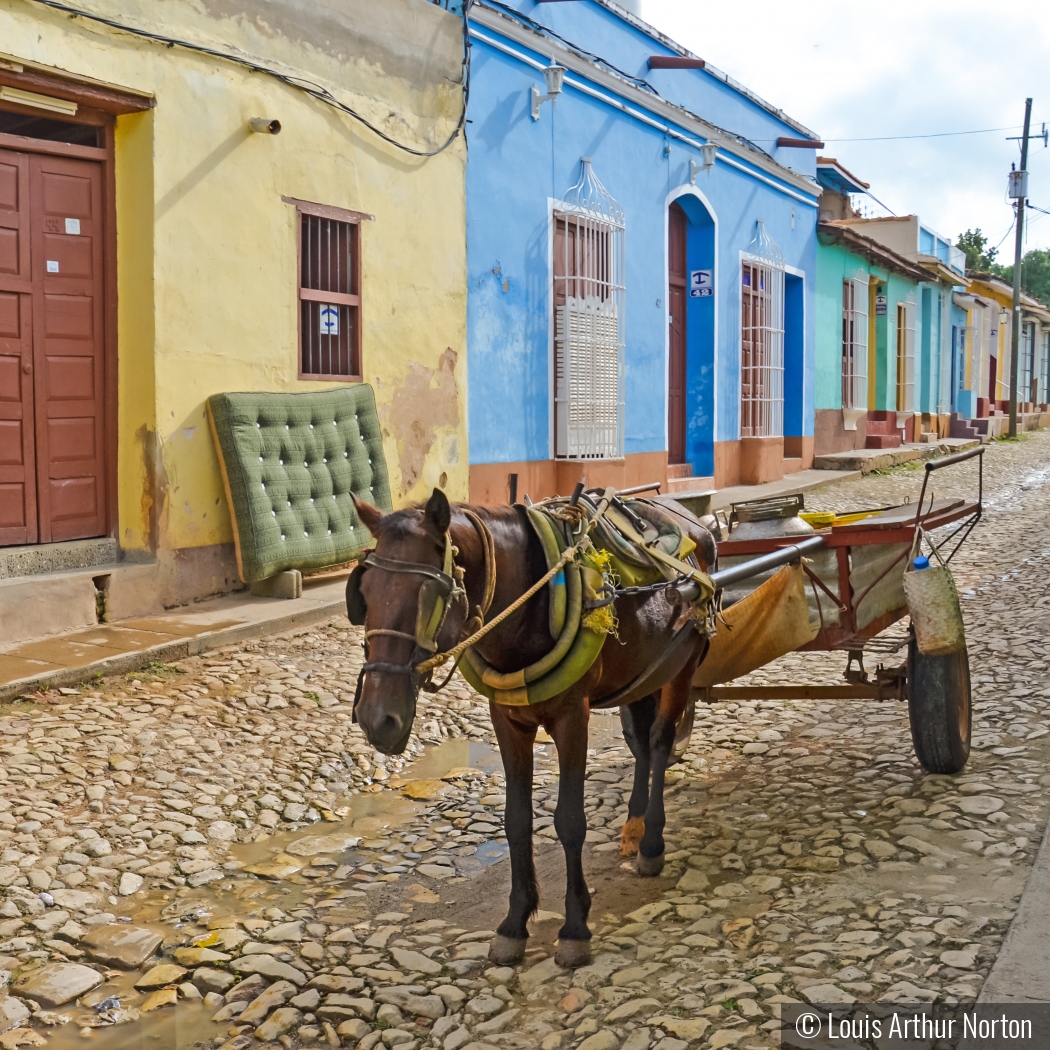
[1008,98,1033,438]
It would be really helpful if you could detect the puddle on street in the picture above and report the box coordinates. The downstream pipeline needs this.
[37,712,628,1050]
[403,737,503,778]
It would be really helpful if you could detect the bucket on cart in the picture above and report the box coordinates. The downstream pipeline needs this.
[903,529,966,656]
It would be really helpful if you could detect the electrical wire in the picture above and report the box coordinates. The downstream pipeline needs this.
[481,0,655,95]
[823,125,1035,143]
[861,189,897,217]
[27,0,471,158]
[477,0,775,161]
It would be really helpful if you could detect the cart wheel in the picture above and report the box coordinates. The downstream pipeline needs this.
[907,636,971,774]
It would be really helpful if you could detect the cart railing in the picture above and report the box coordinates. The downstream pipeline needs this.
[709,535,826,588]
[914,444,983,564]
[708,444,985,650]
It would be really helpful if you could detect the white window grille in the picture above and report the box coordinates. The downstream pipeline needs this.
[960,325,974,392]
[895,300,916,412]
[740,221,785,438]
[970,306,984,399]
[842,273,869,410]
[1021,321,1036,404]
[1040,331,1050,405]
[553,158,625,460]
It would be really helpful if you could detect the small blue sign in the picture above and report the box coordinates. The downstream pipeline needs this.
[319,305,339,336]
[690,269,713,298]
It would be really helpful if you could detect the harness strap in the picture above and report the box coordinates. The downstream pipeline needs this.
[365,628,417,644]
[365,552,453,585]
[415,489,616,677]
[351,658,419,724]
[461,509,497,631]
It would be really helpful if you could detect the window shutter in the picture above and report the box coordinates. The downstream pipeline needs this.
[552,159,625,460]
[740,221,785,437]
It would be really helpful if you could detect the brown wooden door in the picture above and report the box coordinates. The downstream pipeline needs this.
[0,149,37,545]
[667,202,687,465]
[29,153,106,542]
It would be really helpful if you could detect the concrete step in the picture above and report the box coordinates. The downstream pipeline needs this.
[666,463,694,480]
[0,562,158,650]
[814,440,979,475]
[865,434,903,449]
[782,458,803,475]
[667,474,714,493]
[0,537,118,581]
[0,572,350,701]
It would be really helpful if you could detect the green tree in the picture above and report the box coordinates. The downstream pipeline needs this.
[956,228,999,272]
[996,249,1050,306]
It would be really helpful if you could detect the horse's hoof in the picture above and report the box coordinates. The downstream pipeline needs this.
[488,934,527,965]
[636,850,665,877]
[555,939,592,969]
[619,817,645,856]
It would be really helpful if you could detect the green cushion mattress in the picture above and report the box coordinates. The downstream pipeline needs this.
[206,386,391,583]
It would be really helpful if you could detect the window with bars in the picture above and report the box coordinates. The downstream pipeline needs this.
[740,222,785,438]
[1021,321,1036,404]
[1040,331,1050,405]
[841,276,869,410]
[895,301,916,412]
[293,201,362,380]
[552,159,625,460]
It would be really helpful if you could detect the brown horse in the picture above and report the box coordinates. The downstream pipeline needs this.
[349,488,715,968]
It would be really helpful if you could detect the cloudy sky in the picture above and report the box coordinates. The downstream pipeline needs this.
[643,0,1050,258]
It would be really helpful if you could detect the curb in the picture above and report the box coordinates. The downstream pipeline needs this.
[0,598,347,703]
[977,809,1050,1003]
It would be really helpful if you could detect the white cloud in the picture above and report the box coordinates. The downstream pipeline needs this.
[642,0,1050,254]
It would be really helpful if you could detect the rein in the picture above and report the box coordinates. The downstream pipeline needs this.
[415,492,615,677]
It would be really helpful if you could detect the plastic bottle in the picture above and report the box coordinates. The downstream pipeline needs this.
[912,555,930,570]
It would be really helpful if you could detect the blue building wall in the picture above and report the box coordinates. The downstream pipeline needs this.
[465,0,819,484]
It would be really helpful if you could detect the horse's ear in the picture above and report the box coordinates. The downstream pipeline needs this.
[424,488,452,536]
[352,494,385,536]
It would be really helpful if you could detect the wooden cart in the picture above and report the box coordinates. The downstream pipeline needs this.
[681,446,984,774]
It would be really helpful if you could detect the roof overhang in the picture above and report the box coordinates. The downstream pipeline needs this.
[816,157,869,195]
[967,272,1015,299]
[472,4,821,206]
[590,0,820,140]
[916,256,965,286]
[818,221,929,282]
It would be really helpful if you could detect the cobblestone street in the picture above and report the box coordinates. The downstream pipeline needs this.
[1,431,1049,1050]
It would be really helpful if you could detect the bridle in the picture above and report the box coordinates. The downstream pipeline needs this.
[349,511,495,718]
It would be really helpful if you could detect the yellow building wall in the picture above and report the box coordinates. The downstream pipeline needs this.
[1,0,467,574]
[966,279,1013,403]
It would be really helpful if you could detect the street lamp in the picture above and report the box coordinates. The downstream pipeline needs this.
[531,62,567,120]
[689,142,718,184]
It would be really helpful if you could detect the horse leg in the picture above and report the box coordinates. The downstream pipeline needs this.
[488,703,537,966]
[638,660,696,876]
[619,693,656,857]
[548,701,592,968]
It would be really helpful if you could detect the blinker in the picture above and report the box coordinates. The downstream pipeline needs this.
[345,563,368,625]
[415,576,452,652]
[348,535,463,652]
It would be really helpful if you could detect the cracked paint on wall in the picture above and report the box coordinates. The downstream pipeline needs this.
[385,348,460,497]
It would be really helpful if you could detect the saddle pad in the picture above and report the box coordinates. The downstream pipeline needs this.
[206,386,392,583]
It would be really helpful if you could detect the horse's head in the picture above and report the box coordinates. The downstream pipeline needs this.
[347,489,469,755]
